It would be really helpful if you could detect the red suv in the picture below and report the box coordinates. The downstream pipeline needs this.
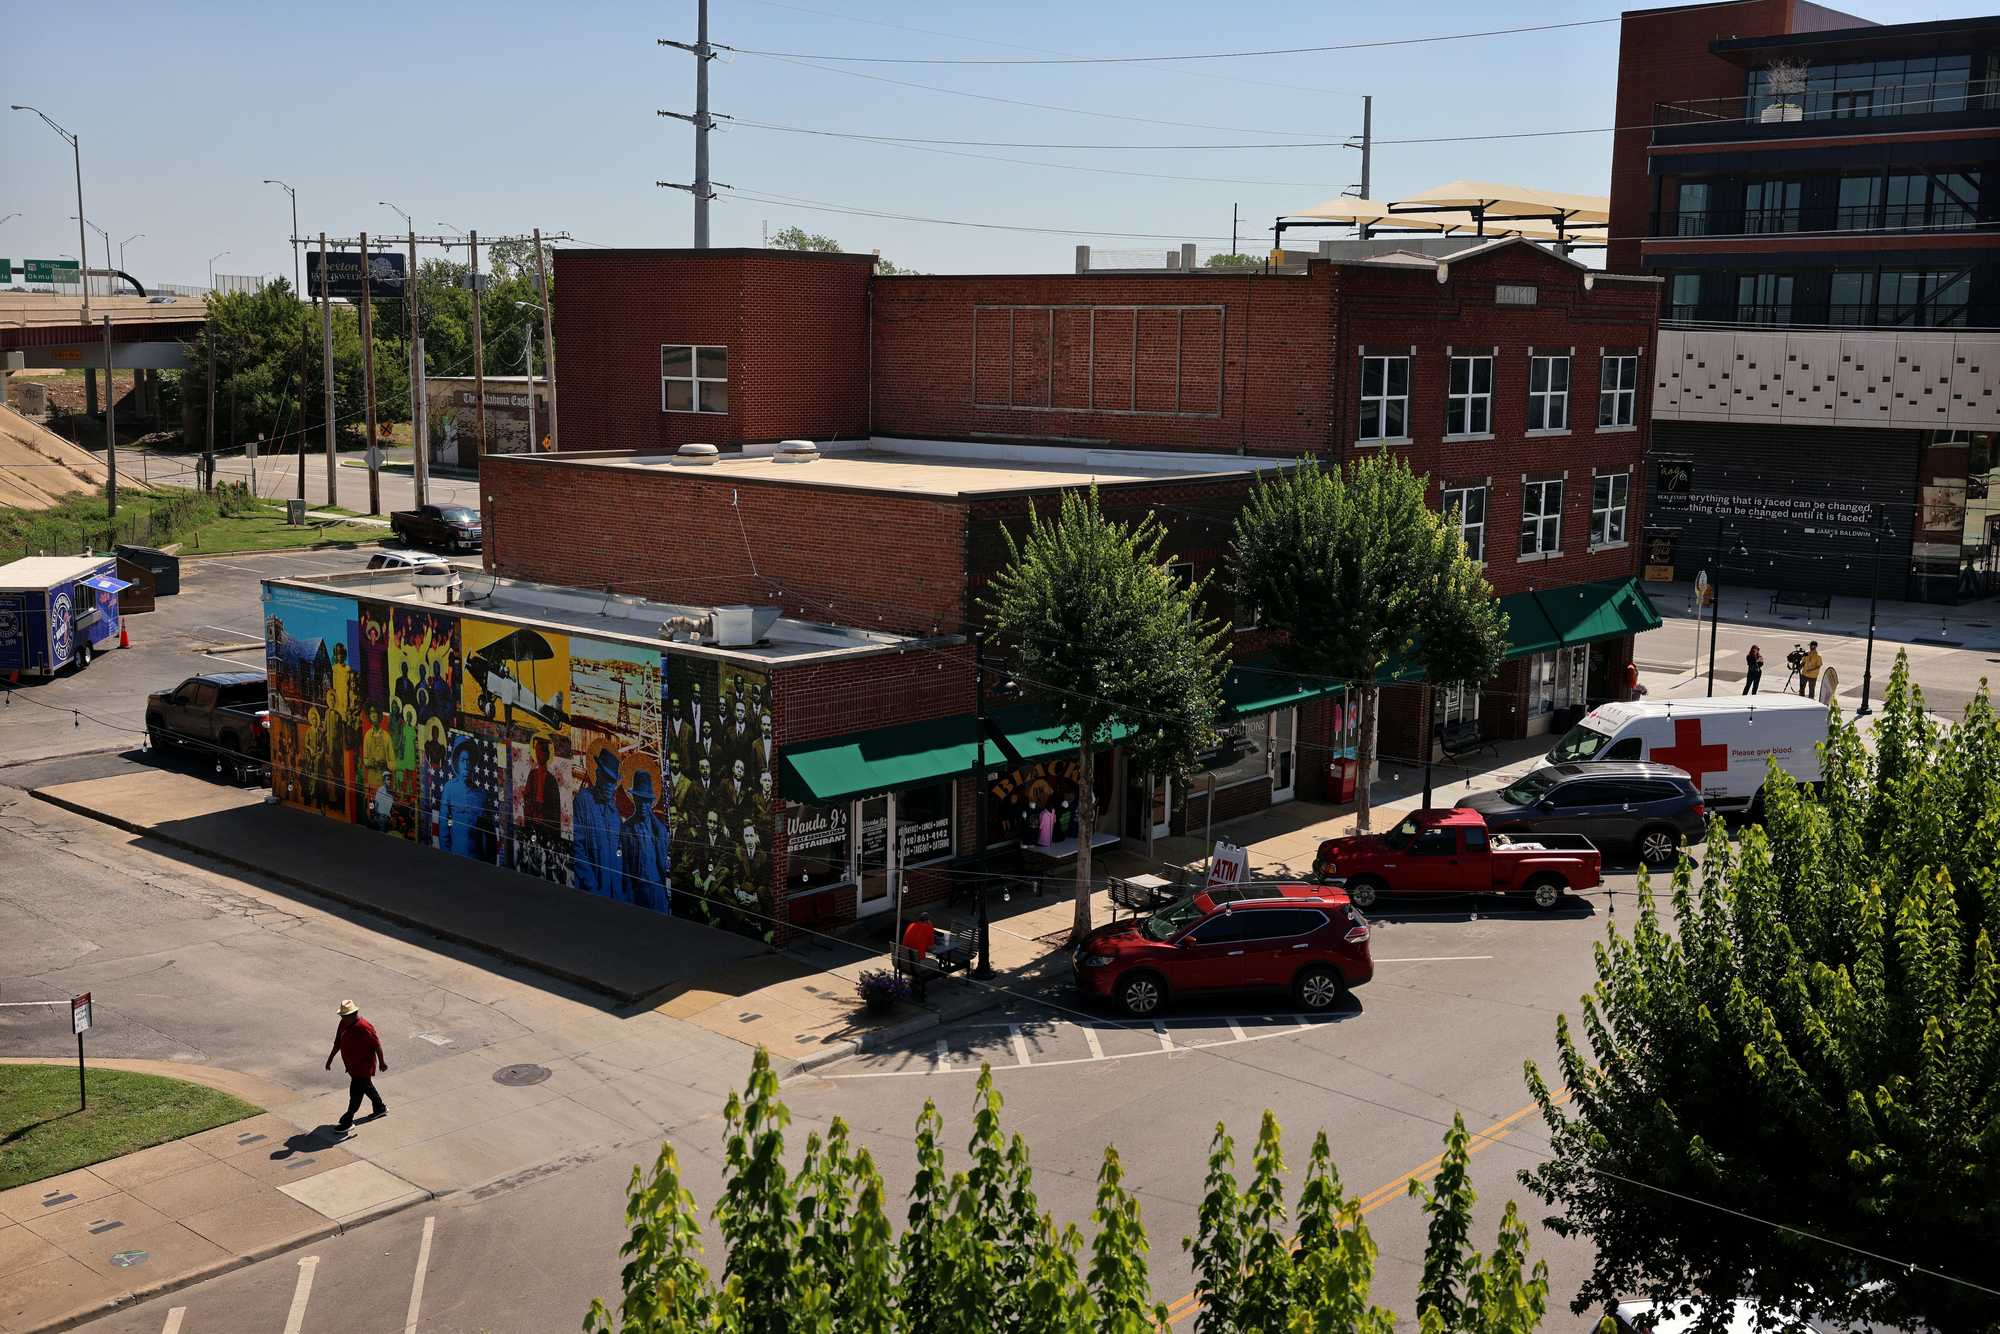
[1072,885,1374,1017]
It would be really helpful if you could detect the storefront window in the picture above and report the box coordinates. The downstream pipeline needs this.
[1201,714,1270,789]
[783,801,852,896]
[1528,653,1557,718]
[895,782,956,865]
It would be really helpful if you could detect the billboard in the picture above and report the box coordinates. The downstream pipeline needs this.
[305,249,407,300]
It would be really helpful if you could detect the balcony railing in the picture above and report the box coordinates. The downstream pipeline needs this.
[1655,77,1995,129]
[1650,205,1988,239]
[1664,304,1995,330]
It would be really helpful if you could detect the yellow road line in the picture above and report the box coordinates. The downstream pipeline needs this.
[1161,1092,1567,1326]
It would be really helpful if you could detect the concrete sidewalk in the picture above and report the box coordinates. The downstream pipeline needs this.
[0,1061,427,1334]
[1644,578,2000,651]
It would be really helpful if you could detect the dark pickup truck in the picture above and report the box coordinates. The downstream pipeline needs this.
[146,671,270,782]
[1314,807,1601,912]
[389,504,482,552]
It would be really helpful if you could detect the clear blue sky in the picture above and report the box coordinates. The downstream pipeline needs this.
[1,0,1976,285]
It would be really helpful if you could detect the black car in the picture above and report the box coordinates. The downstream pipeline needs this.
[389,505,482,552]
[1456,761,1706,868]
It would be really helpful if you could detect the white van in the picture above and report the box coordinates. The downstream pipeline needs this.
[1545,696,1830,814]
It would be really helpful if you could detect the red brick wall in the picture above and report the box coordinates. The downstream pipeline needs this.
[552,249,872,453]
[1331,245,1659,598]
[1607,0,1801,272]
[481,455,967,637]
[872,272,1336,456]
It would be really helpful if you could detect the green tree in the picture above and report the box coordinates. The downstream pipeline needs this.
[1523,655,2000,1334]
[984,488,1227,942]
[588,1050,1555,1332]
[1231,456,1508,832]
[769,225,915,274]
[1203,253,1263,270]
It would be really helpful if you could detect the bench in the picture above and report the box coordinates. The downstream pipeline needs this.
[1770,589,1831,618]
[894,929,975,988]
[1109,873,1181,917]
[1438,718,1497,759]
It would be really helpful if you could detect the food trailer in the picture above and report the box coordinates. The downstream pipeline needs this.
[0,556,132,677]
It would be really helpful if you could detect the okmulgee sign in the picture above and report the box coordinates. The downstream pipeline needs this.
[24,258,81,284]
[305,249,407,300]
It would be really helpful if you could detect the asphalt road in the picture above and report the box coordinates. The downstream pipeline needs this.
[61,878,1658,1333]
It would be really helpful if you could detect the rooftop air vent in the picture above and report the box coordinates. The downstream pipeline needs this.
[774,439,820,464]
[671,442,719,466]
[711,605,782,647]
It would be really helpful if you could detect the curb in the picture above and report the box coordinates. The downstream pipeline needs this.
[175,538,386,562]
[25,788,634,1005]
[21,1189,439,1334]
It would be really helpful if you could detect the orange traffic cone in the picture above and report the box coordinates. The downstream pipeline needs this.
[119,626,130,649]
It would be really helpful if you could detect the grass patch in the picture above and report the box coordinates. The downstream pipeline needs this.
[177,510,385,555]
[0,484,384,559]
[0,1065,259,1191]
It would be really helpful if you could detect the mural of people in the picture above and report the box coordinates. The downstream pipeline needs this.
[664,658,775,937]
[622,769,672,912]
[361,705,395,831]
[438,734,498,860]
[571,745,625,897]
[514,733,568,882]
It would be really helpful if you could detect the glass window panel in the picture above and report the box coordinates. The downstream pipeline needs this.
[700,381,729,414]
[1361,357,1383,396]
[664,379,694,411]
[783,801,852,894]
[661,345,693,376]
[894,783,955,864]
[696,346,729,380]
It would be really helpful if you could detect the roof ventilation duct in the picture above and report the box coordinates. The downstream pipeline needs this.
[774,439,820,464]
[711,605,782,647]
[671,442,719,466]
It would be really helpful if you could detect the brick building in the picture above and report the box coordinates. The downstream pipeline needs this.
[1609,0,2000,600]
[452,239,1664,938]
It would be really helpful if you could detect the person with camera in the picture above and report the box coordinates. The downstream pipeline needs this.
[1799,641,1823,698]
[1743,644,1764,695]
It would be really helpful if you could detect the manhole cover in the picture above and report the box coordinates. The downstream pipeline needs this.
[109,1250,148,1269]
[493,1063,551,1087]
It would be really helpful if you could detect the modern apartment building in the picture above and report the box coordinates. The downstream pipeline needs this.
[1610,1,2000,600]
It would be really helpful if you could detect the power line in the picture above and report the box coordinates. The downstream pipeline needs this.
[719,187,1239,243]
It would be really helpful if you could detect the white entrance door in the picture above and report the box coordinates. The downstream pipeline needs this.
[855,794,894,918]
[1149,774,1173,840]
[1268,707,1297,803]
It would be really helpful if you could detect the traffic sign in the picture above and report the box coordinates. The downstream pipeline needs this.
[0,259,11,284]
[71,992,92,1035]
[25,258,81,284]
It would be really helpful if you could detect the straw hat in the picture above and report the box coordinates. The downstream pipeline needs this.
[337,999,358,1016]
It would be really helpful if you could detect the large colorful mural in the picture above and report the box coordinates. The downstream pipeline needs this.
[262,586,775,941]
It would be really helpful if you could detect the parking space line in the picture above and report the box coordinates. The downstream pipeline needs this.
[825,1013,1344,1079]
[1079,1023,1104,1060]
[1371,955,1495,963]
[1009,1024,1033,1068]
[1227,1019,1247,1042]
[1154,1021,1174,1052]
[283,1255,319,1334]
[404,1215,435,1334]
[933,1040,952,1073]
[161,1310,184,1334]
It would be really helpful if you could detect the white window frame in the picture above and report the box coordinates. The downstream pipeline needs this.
[1520,477,1564,558]
[1597,354,1638,429]
[1358,354,1410,443]
[1591,472,1630,549]
[1446,354,1493,438]
[1438,681,1481,725]
[1441,483,1487,563]
[661,343,729,414]
[1527,354,1570,433]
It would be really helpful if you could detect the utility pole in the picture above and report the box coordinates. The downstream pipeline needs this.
[522,320,536,453]
[359,233,380,515]
[1358,95,1372,202]
[262,179,299,294]
[1230,203,1238,259]
[410,227,428,508]
[101,317,116,519]
[658,1,722,246]
[319,232,337,508]
[204,322,217,494]
[532,227,557,449]
[1857,504,1888,716]
[469,230,486,462]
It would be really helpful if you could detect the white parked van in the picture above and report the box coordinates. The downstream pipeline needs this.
[1545,696,1830,814]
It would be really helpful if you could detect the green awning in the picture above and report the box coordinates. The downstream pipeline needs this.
[1223,655,1338,717]
[779,714,986,804]
[1497,591,1562,659]
[1535,576,1662,646]
[988,703,1135,764]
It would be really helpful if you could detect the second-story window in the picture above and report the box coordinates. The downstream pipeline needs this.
[1527,354,1569,432]
[1838,174,1884,230]
[1675,182,1709,236]
[1591,472,1630,548]
[1743,180,1801,234]
[1669,274,1701,322]
[1736,273,1794,325]
[1446,354,1492,436]
[662,344,729,413]
[1598,354,1638,428]
[1359,354,1410,441]
[1441,484,1487,562]
[1520,478,1563,558]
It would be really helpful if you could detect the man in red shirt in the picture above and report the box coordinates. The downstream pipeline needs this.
[900,913,938,1000]
[325,999,389,1130]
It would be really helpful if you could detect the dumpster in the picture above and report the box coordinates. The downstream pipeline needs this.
[116,544,179,599]
[0,555,132,677]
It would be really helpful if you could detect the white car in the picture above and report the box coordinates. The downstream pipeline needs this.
[1546,696,1829,817]
[366,549,451,573]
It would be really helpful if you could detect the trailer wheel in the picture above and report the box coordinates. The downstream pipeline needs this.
[1525,875,1565,911]
[73,641,92,670]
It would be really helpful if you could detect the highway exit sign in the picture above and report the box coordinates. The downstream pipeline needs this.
[0,260,11,284]
[25,258,81,284]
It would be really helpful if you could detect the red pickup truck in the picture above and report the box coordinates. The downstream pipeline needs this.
[1314,807,1601,912]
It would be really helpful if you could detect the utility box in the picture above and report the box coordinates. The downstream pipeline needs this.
[115,544,178,600]
[286,499,307,526]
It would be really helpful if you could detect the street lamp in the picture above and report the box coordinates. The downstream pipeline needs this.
[262,179,300,294]
[1856,504,1893,717]
[0,212,19,227]
[437,221,465,240]
[208,250,230,290]
[379,201,412,229]
[512,300,544,449]
[1706,523,1749,695]
[13,105,90,319]
[118,233,144,270]
[70,216,110,295]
